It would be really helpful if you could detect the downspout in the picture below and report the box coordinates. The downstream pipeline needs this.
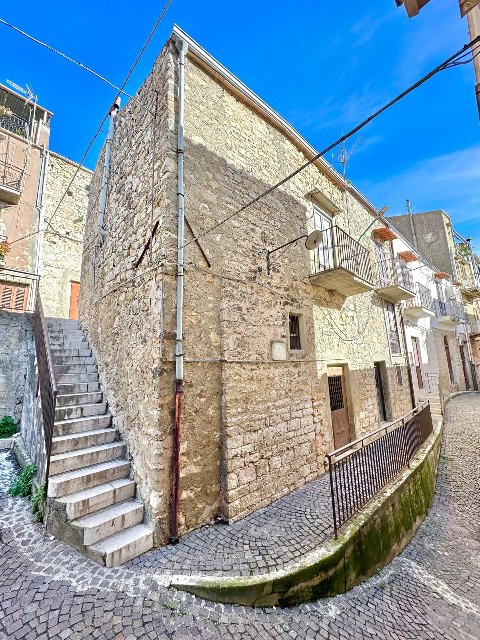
[97,97,120,240]
[399,313,416,409]
[170,35,187,543]
[33,147,49,307]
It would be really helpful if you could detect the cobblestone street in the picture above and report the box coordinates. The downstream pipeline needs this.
[1,393,479,639]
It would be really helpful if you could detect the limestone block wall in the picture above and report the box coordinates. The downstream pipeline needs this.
[433,328,467,394]
[40,153,91,318]
[0,310,34,423]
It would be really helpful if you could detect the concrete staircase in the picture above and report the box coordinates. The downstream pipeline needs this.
[419,393,443,426]
[45,318,153,567]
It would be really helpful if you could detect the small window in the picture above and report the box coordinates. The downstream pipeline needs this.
[289,313,302,350]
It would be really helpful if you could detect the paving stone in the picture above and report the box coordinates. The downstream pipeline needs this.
[1,394,480,638]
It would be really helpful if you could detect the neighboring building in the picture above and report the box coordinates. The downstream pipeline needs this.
[0,83,91,318]
[390,209,480,393]
[79,27,415,547]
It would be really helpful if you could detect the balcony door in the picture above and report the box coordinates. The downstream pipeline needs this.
[69,281,80,320]
[459,344,471,390]
[312,207,333,272]
[375,240,389,287]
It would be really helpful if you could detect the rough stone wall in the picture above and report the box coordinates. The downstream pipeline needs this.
[80,43,179,543]
[181,56,412,521]
[0,310,34,423]
[40,153,91,318]
[433,328,467,394]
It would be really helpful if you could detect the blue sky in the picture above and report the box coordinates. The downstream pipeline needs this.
[1,0,479,246]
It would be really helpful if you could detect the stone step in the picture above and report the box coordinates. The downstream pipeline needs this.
[56,391,103,407]
[57,382,100,395]
[48,330,85,339]
[53,355,96,366]
[50,340,89,350]
[55,402,107,422]
[46,318,81,329]
[56,372,99,384]
[86,524,154,568]
[50,348,93,357]
[54,364,98,375]
[48,459,131,498]
[54,415,112,437]
[56,479,135,521]
[49,441,126,476]
[72,501,144,545]
[52,428,118,455]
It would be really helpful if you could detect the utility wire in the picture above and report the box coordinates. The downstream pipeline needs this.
[184,36,480,249]
[6,0,173,247]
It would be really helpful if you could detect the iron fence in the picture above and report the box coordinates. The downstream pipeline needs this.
[433,298,466,321]
[0,156,23,192]
[325,401,433,538]
[404,282,434,312]
[32,292,57,485]
[311,226,374,284]
[378,257,414,291]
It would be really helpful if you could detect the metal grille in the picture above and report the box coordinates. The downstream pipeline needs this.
[32,292,57,485]
[325,402,433,537]
[289,314,301,350]
[311,226,374,285]
[328,376,344,411]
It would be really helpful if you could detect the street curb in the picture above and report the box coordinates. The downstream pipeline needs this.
[171,425,442,607]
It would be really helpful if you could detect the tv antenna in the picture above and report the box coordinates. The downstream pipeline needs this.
[6,79,37,102]
[332,136,362,182]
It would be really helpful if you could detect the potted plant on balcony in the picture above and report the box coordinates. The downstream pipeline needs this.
[0,240,10,266]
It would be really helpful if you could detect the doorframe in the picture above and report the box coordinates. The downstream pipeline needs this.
[374,361,387,422]
[326,362,355,447]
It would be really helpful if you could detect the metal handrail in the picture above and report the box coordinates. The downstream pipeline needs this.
[311,225,374,284]
[325,401,433,537]
[378,257,415,291]
[404,282,434,311]
[32,292,57,485]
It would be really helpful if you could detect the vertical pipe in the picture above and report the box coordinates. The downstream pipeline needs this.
[170,36,187,543]
[97,97,120,240]
[33,147,49,310]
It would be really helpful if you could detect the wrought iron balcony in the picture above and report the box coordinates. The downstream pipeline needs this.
[376,257,415,303]
[433,299,465,326]
[0,158,24,203]
[0,112,30,139]
[403,283,435,319]
[310,226,375,296]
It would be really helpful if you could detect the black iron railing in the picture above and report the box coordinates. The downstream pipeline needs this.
[404,282,434,312]
[32,292,57,484]
[0,157,23,192]
[325,402,433,538]
[311,226,374,284]
[378,257,414,292]
[433,298,465,321]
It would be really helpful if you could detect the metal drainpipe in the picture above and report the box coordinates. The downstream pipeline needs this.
[33,147,49,304]
[97,97,120,240]
[399,313,416,409]
[170,35,187,543]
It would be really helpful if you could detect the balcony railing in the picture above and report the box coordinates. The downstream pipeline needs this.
[325,401,433,537]
[310,226,374,295]
[404,282,434,313]
[0,157,24,193]
[376,257,415,302]
[433,299,466,323]
[0,112,30,138]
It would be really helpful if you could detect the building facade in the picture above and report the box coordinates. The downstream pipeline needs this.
[80,28,416,545]
[0,83,91,318]
[390,209,480,393]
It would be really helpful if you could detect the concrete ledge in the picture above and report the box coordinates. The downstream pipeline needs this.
[0,437,12,450]
[172,426,442,607]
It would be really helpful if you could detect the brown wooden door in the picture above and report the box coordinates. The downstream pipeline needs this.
[411,337,424,390]
[328,368,350,449]
[459,344,471,390]
[444,336,454,385]
[69,281,80,320]
[0,283,29,312]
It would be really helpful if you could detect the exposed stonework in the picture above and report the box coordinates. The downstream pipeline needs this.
[0,310,34,423]
[40,152,91,318]
[80,33,412,546]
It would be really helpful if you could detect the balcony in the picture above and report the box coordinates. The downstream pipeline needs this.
[403,283,435,319]
[433,299,465,327]
[0,157,23,204]
[468,315,480,335]
[376,257,415,303]
[0,112,30,139]
[310,226,375,296]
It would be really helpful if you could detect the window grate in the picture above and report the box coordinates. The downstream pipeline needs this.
[289,314,302,350]
[328,375,344,411]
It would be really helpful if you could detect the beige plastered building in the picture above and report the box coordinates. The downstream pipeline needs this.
[80,27,416,545]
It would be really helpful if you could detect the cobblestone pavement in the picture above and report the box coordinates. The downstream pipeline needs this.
[1,393,479,639]
[129,472,334,576]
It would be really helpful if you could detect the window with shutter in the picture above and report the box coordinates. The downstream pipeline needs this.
[0,283,29,312]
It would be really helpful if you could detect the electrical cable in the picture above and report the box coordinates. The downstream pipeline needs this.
[5,0,173,247]
[183,36,480,249]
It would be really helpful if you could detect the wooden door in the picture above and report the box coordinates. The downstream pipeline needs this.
[374,362,387,421]
[411,337,424,390]
[328,367,350,449]
[459,344,471,390]
[313,206,333,270]
[69,281,80,320]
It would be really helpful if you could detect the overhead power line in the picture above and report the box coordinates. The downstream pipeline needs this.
[6,0,173,247]
[184,36,480,249]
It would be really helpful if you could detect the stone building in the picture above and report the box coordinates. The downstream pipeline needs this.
[0,82,91,318]
[78,26,415,549]
[390,209,480,392]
